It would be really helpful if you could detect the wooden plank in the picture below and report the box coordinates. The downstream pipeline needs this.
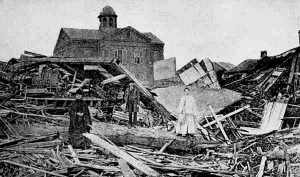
[101,74,127,85]
[24,50,47,57]
[287,55,297,92]
[71,71,77,89]
[83,133,160,177]
[203,105,249,128]
[77,163,120,172]
[0,116,19,137]
[2,160,67,177]
[256,156,267,177]
[68,145,80,164]
[69,78,91,93]
[26,97,102,101]
[208,105,229,141]
[118,159,137,177]
[158,139,175,153]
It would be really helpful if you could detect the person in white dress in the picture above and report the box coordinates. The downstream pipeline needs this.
[176,87,199,136]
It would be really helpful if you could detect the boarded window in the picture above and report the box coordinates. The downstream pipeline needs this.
[103,18,107,27]
[117,49,122,63]
[134,50,141,64]
[144,49,148,58]
[127,31,130,38]
[127,50,131,60]
[123,50,127,62]
[104,50,108,57]
[109,18,114,27]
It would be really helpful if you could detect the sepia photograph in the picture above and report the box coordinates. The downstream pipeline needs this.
[0,0,300,176]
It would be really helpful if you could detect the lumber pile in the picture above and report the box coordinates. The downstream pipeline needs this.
[2,128,300,176]
[2,49,300,177]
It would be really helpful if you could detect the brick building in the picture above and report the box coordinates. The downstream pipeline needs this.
[53,6,164,87]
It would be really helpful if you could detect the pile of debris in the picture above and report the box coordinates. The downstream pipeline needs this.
[1,123,300,176]
[1,48,300,176]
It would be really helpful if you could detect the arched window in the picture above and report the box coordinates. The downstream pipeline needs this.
[109,18,114,27]
[135,57,140,64]
[126,31,130,38]
[117,49,122,63]
[102,18,107,27]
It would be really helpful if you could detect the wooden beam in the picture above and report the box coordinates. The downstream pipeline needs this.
[83,133,160,177]
[2,160,67,177]
[24,50,47,57]
[77,163,120,172]
[208,106,229,141]
[256,156,267,177]
[118,159,137,177]
[101,74,127,85]
[287,54,298,92]
[71,71,77,89]
[158,139,175,153]
[68,145,80,164]
[203,105,250,128]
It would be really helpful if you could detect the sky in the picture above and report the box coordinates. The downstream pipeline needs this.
[0,0,300,67]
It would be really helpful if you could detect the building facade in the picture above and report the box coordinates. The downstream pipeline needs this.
[53,6,164,87]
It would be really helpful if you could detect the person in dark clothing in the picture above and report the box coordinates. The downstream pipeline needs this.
[124,83,140,128]
[68,89,92,149]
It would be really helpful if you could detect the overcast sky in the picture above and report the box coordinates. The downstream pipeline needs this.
[0,0,300,67]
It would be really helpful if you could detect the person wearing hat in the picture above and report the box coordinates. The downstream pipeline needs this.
[68,89,92,149]
[124,83,140,128]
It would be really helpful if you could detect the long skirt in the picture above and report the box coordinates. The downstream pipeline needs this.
[175,113,197,135]
[69,131,91,149]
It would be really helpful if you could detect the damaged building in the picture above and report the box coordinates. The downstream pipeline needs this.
[2,5,300,177]
[53,6,164,87]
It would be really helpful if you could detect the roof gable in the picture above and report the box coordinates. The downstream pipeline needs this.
[104,26,152,43]
[143,32,164,44]
[57,26,164,44]
[53,29,71,54]
[62,28,107,40]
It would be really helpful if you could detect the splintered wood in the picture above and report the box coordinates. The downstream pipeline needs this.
[1,51,300,177]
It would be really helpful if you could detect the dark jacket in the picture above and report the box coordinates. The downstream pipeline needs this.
[69,99,91,134]
[124,86,140,112]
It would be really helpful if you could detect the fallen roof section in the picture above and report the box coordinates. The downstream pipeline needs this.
[152,85,242,116]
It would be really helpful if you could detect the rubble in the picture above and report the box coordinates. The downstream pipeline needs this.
[0,46,300,177]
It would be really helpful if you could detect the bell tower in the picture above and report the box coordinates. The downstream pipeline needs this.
[98,6,117,30]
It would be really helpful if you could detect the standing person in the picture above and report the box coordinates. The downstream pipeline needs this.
[69,89,92,149]
[124,83,140,128]
[176,87,199,136]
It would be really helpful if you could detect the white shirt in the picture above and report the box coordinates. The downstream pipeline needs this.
[177,95,199,115]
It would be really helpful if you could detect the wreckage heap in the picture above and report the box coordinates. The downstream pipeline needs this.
[0,49,300,176]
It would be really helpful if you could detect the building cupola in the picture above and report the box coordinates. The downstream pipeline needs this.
[98,6,117,30]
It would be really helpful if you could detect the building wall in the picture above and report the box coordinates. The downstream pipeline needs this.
[53,33,163,87]
[99,40,163,87]
[53,31,71,57]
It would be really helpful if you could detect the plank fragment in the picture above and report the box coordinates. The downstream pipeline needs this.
[83,133,160,177]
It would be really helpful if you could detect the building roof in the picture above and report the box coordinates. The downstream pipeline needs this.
[99,6,117,16]
[153,85,241,116]
[226,46,300,74]
[143,32,164,44]
[226,59,258,74]
[62,28,107,40]
[216,62,235,71]
[61,27,164,44]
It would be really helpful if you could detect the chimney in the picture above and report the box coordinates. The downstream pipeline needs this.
[260,50,267,59]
